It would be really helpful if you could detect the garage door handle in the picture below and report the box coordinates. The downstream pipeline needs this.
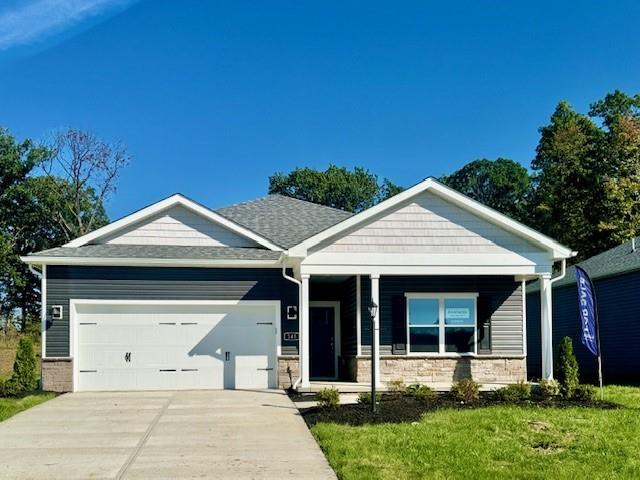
[256,322,273,325]
[257,367,274,371]
[125,352,131,363]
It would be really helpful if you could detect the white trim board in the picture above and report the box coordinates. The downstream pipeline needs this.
[289,177,575,260]
[68,299,281,393]
[64,194,282,251]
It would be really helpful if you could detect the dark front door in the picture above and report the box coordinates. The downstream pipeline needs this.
[310,306,336,378]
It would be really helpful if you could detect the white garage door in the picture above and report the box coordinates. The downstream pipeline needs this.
[73,301,278,392]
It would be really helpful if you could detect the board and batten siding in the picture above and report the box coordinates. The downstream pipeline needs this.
[527,270,640,382]
[316,191,545,256]
[101,205,259,247]
[359,276,524,356]
[45,266,298,358]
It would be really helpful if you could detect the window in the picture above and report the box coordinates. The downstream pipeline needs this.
[406,294,477,354]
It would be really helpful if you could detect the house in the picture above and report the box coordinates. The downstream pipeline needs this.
[21,178,573,393]
[527,237,640,383]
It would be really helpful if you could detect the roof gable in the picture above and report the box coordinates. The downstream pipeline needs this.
[65,194,282,251]
[290,178,574,260]
[99,204,260,248]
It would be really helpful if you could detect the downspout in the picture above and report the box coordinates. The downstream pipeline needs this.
[550,258,567,286]
[28,264,45,390]
[281,255,302,390]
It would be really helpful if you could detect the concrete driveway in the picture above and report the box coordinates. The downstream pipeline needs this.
[0,390,336,480]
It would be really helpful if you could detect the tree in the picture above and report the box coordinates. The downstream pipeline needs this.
[588,91,640,249]
[530,101,604,260]
[557,336,580,398]
[268,165,403,213]
[1,337,38,396]
[531,92,640,260]
[440,158,532,222]
[0,129,54,324]
[45,128,128,241]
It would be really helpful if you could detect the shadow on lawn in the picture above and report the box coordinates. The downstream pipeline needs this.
[298,393,621,427]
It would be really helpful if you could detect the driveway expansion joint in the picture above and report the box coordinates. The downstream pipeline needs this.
[115,393,174,480]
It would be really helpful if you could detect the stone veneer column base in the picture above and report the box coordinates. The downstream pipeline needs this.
[278,356,300,389]
[355,356,526,385]
[42,358,73,392]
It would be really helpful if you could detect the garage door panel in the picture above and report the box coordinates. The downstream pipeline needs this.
[74,302,277,392]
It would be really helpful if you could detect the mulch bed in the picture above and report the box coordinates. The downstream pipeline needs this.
[297,393,620,427]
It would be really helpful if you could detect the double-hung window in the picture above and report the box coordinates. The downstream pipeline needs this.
[406,293,477,354]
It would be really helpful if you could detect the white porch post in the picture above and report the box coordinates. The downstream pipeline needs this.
[540,273,553,380]
[300,274,311,388]
[370,274,381,387]
[356,275,362,357]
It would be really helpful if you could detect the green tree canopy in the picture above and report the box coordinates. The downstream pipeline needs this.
[0,128,114,326]
[269,165,403,213]
[531,91,640,260]
[439,158,532,222]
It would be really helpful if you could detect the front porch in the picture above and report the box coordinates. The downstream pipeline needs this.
[278,273,538,391]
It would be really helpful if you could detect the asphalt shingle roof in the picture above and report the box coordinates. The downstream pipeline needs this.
[215,194,353,249]
[528,236,640,292]
[33,244,282,261]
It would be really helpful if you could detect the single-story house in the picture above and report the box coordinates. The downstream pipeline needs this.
[22,178,574,393]
[527,237,640,383]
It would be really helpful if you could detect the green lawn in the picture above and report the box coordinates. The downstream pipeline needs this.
[0,393,55,423]
[311,386,640,480]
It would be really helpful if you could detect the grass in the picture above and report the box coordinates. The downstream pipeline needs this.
[0,392,56,422]
[311,386,640,480]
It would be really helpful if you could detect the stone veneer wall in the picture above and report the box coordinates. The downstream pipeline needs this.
[355,356,526,385]
[42,358,73,392]
[278,356,299,389]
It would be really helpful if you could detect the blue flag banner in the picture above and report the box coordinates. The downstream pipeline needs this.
[575,266,599,356]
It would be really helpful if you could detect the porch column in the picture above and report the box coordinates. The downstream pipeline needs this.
[300,274,311,388]
[540,273,553,380]
[370,273,381,387]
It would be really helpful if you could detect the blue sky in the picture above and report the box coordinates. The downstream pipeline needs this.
[1,1,639,219]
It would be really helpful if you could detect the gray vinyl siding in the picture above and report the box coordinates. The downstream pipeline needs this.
[527,270,640,382]
[359,276,523,356]
[45,266,298,357]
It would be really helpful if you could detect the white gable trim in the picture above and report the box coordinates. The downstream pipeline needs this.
[289,178,575,260]
[64,194,283,251]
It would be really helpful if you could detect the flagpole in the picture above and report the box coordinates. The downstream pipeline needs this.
[593,289,604,400]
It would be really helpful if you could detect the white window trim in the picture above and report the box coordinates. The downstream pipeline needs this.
[405,292,478,357]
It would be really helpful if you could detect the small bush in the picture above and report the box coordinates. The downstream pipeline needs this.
[406,383,437,403]
[538,379,561,400]
[494,381,531,402]
[357,391,381,405]
[557,337,579,398]
[316,388,340,409]
[1,337,39,397]
[387,379,406,395]
[451,378,480,403]
[572,384,596,401]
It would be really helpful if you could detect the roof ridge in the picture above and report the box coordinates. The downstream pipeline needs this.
[216,193,352,215]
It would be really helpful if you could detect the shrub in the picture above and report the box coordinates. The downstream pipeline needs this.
[538,379,561,400]
[1,337,39,397]
[387,379,406,396]
[557,336,579,398]
[316,387,340,409]
[451,378,480,403]
[406,383,437,402]
[572,384,596,401]
[494,381,531,402]
[357,391,382,405]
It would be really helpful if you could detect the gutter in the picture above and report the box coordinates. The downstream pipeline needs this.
[280,253,302,390]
